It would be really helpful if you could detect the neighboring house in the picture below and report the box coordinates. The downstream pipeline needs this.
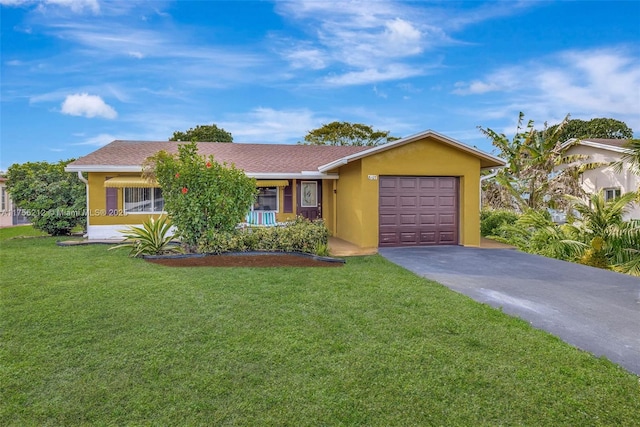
[0,176,29,228]
[65,130,504,249]
[561,138,639,221]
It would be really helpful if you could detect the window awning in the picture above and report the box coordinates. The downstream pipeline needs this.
[255,180,289,187]
[104,177,159,188]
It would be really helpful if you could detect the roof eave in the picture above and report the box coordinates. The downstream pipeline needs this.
[318,129,505,172]
[64,166,339,180]
[561,138,627,153]
[65,165,143,173]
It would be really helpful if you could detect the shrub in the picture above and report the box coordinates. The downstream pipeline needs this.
[198,217,330,255]
[144,141,257,249]
[109,216,182,257]
[480,209,520,237]
[6,160,86,235]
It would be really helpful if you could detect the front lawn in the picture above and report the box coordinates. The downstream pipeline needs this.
[1,227,639,425]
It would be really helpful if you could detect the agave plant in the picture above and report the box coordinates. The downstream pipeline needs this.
[109,216,182,257]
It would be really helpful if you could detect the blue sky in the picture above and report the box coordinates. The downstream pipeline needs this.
[1,0,639,171]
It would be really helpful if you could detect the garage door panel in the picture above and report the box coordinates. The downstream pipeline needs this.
[419,178,437,189]
[400,196,417,207]
[379,176,458,247]
[419,214,436,226]
[380,179,397,190]
[379,214,398,226]
[400,232,418,243]
[380,196,399,207]
[419,231,436,244]
[438,178,455,190]
[420,196,436,208]
[439,196,455,207]
[399,178,417,190]
[400,214,417,225]
[439,213,456,225]
[438,231,456,244]
[379,232,397,244]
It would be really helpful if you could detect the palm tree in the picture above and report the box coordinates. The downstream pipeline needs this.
[565,191,640,275]
[613,139,640,175]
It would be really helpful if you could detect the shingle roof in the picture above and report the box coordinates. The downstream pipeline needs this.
[67,141,370,174]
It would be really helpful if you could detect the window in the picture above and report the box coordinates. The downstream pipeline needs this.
[300,181,318,207]
[603,188,621,202]
[124,187,165,213]
[253,187,278,211]
[1,187,6,211]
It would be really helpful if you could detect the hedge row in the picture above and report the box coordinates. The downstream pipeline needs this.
[197,216,329,256]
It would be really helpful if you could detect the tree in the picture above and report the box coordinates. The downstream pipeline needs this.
[169,124,233,142]
[6,160,86,235]
[143,142,256,250]
[546,117,633,142]
[301,121,399,146]
[479,113,596,212]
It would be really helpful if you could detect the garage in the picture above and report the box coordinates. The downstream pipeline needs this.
[379,176,459,247]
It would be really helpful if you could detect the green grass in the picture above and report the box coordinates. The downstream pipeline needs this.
[1,230,639,426]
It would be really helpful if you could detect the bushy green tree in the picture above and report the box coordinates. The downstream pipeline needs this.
[169,124,233,142]
[301,121,399,146]
[546,117,633,141]
[6,160,86,235]
[143,142,256,249]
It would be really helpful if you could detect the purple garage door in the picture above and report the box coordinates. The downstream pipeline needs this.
[379,176,459,247]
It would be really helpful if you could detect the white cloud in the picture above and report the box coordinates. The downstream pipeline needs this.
[0,0,99,13]
[61,93,117,119]
[219,108,326,143]
[325,64,425,86]
[76,133,117,146]
[274,0,528,87]
[284,47,327,70]
[451,48,640,131]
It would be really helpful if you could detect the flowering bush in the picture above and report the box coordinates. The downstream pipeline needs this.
[144,142,256,250]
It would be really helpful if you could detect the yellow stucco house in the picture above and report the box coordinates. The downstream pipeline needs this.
[65,130,504,249]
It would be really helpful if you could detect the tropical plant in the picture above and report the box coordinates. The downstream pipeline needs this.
[497,210,586,261]
[5,159,86,235]
[612,139,640,176]
[565,192,640,275]
[143,141,257,250]
[170,124,233,142]
[498,191,640,275]
[109,216,182,257]
[480,209,520,237]
[479,113,598,212]
[301,121,399,146]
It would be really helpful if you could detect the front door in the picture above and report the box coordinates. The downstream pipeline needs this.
[297,180,322,220]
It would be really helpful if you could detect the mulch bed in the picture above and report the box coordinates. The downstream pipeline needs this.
[145,253,344,268]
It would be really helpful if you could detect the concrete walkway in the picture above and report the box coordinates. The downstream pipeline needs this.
[379,246,640,375]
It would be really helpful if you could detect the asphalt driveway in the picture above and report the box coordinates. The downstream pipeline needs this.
[378,246,640,375]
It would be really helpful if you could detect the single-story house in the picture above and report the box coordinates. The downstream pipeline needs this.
[65,130,505,249]
[0,176,29,228]
[561,138,639,221]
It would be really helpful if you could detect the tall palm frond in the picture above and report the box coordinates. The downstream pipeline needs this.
[612,139,640,175]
